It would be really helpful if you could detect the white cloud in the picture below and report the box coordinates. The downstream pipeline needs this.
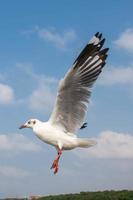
[114,29,133,52]
[0,83,14,104]
[38,28,76,49]
[76,131,133,159]
[29,84,56,114]
[0,165,29,178]
[0,134,41,152]
[99,66,133,85]
[16,62,57,84]
[16,62,57,114]
[23,26,77,50]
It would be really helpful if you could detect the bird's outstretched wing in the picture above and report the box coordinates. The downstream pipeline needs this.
[49,32,109,134]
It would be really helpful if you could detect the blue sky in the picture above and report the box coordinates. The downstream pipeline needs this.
[0,0,133,198]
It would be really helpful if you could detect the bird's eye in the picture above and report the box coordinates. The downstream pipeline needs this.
[28,121,31,124]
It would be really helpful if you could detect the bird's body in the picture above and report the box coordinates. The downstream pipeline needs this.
[19,32,109,174]
[33,120,96,150]
[33,120,77,150]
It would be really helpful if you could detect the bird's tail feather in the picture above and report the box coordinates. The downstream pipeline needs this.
[77,138,97,148]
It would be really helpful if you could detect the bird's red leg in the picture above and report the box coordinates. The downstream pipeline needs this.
[51,149,62,174]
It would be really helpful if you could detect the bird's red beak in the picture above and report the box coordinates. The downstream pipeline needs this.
[19,124,27,129]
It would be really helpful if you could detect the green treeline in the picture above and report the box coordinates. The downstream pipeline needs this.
[39,190,133,200]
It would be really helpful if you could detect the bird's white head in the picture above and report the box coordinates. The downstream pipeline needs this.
[19,118,40,130]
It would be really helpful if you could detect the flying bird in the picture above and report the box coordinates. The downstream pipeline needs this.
[19,32,109,174]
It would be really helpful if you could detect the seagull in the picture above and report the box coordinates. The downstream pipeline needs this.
[19,32,109,174]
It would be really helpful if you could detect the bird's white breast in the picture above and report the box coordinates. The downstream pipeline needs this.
[33,121,78,150]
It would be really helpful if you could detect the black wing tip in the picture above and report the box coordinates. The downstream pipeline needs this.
[95,32,102,39]
[99,33,102,39]
[100,48,109,55]
[105,47,109,52]
[73,32,109,69]
[99,49,109,62]
[99,38,105,46]
[93,33,107,50]
[95,32,99,37]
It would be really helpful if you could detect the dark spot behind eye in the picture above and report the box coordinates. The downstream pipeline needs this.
[33,120,36,124]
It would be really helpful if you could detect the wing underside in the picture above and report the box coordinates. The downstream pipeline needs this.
[49,32,109,134]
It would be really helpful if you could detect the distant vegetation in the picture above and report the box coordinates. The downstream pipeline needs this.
[38,190,133,200]
[4,190,133,200]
